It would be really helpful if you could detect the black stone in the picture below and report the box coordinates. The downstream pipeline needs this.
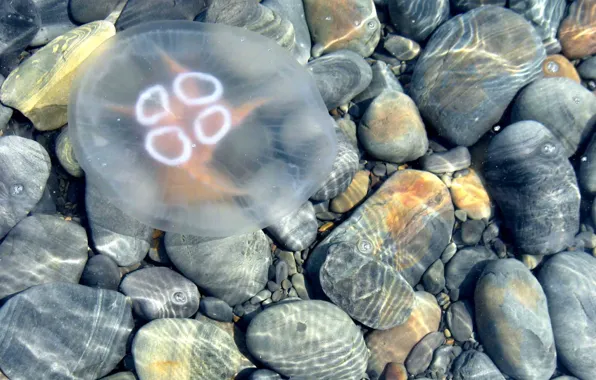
[68,0,121,24]
[199,296,234,322]
[0,0,39,76]
[80,254,121,291]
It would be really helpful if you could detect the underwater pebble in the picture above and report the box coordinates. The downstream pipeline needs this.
[199,296,234,322]
[68,0,121,23]
[352,61,403,111]
[248,369,282,380]
[383,34,420,61]
[451,350,505,380]
[387,0,450,42]
[0,20,115,131]
[311,127,359,201]
[559,0,596,59]
[484,121,580,255]
[120,267,200,320]
[0,283,133,380]
[450,169,491,220]
[262,0,311,64]
[509,0,566,53]
[475,259,556,379]
[578,55,596,80]
[86,183,153,266]
[133,317,253,380]
[421,259,445,295]
[320,242,415,329]
[309,49,373,110]
[445,247,497,300]
[30,0,77,46]
[538,251,596,379]
[511,77,596,157]
[460,219,485,246]
[358,90,428,164]
[246,300,368,379]
[542,54,581,82]
[80,254,121,291]
[101,372,136,380]
[410,6,545,146]
[0,0,40,76]
[420,147,471,174]
[55,126,83,177]
[0,214,87,300]
[117,0,207,30]
[330,169,369,213]
[430,345,462,375]
[266,202,317,251]
[446,300,475,342]
[366,291,441,380]
[290,273,309,300]
[405,331,445,376]
[303,0,381,58]
[0,136,51,238]
[451,0,505,12]
[580,133,596,193]
[165,230,271,306]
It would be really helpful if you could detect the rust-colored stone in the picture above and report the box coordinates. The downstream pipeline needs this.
[559,0,596,59]
[542,55,581,82]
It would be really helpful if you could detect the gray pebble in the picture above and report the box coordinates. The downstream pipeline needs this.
[271,289,284,302]
[248,369,282,380]
[198,296,234,322]
[277,250,298,276]
[429,345,462,375]
[405,331,445,376]
[387,0,449,42]
[352,61,403,111]
[383,34,420,61]
[452,350,505,380]
[81,254,121,291]
[460,219,485,246]
[481,223,499,245]
[0,136,51,238]
[454,210,468,222]
[575,230,596,249]
[445,247,497,300]
[579,132,596,194]
[420,147,471,174]
[55,126,82,177]
[446,300,475,342]
[281,278,292,290]
[262,0,310,64]
[291,273,310,300]
[422,259,445,295]
[275,260,289,284]
[578,56,596,80]
[267,280,280,292]
[509,0,566,53]
[100,372,136,380]
[30,0,77,46]
[120,267,200,320]
[440,242,457,263]
[266,202,317,251]
[251,289,272,304]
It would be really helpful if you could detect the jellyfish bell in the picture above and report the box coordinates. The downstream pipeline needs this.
[68,20,337,237]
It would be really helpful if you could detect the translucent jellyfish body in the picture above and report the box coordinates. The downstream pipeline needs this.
[69,21,337,237]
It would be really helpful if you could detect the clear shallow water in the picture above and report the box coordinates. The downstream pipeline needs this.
[0,0,594,379]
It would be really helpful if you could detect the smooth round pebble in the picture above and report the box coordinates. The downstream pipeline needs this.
[451,350,505,380]
[460,219,485,246]
[421,259,445,295]
[450,169,491,220]
[80,254,121,291]
[387,0,449,42]
[446,300,475,342]
[420,147,471,174]
[445,247,497,300]
[198,296,234,322]
[266,202,317,251]
[559,0,596,59]
[405,331,445,376]
[330,170,369,213]
[542,55,581,82]
[55,126,83,177]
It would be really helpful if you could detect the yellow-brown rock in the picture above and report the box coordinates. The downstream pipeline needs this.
[366,291,441,379]
[450,169,492,220]
[382,362,408,380]
[330,170,370,213]
[542,55,581,83]
[559,0,596,59]
[0,21,115,131]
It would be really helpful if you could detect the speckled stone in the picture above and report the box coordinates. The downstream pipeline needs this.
[308,170,454,298]
[538,251,596,379]
[475,259,556,380]
[542,54,581,82]
[0,214,87,300]
[246,300,368,379]
[484,121,580,255]
[55,126,83,177]
[451,350,505,380]
[0,283,133,380]
[86,182,153,266]
[266,202,317,251]
[445,247,497,300]
[446,300,474,342]
[80,254,121,291]
[0,136,51,238]
[120,267,200,320]
[165,230,271,306]
[366,291,441,380]
[510,0,566,53]
[450,169,491,220]
[511,77,596,157]
[330,170,369,213]
[0,21,115,131]
[133,318,253,380]
[420,147,471,174]
[358,91,428,164]
[0,0,40,76]
[309,49,373,110]
[387,0,450,42]
[303,0,381,58]
[410,6,545,147]
[311,127,359,201]
[383,34,420,61]
[559,0,596,59]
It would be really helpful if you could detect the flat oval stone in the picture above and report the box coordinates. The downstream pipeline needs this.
[198,296,234,322]
[246,300,368,379]
[484,121,580,255]
[101,372,136,380]
[30,0,77,46]
[358,91,428,164]
[430,346,462,375]
[165,230,271,306]
[451,0,505,12]
[0,0,40,76]
[578,55,596,80]
[366,291,441,380]
[0,283,133,380]
[510,0,566,53]
[69,0,121,23]
[0,21,115,131]
[580,133,596,194]
[330,170,370,213]
[405,331,445,376]
[475,259,556,380]
[538,251,596,379]
[266,201,317,251]
[86,182,153,266]
[446,300,475,342]
[248,369,282,380]
[311,127,359,201]
[559,0,596,59]
[387,0,450,42]
[0,136,51,238]
[421,259,445,295]
[262,0,311,64]
[450,169,491,220]
[511,77,596,157]
[117,0,208,30]
[309,49,373,110]
[542,54,581,82]
[320,242,415,329]
[120,267,200,320]
[55,126,83,177]
[451,350,505,380]
[0,214,87,300]
[352,61,404,111]
[133,318,253,380]
[445,247,497,300]
[410,6,545,147]
[420,147,471,174]
[309,170,454,290]
[383,34,420,61]
[80,254,121,291]
[303,0,381,58]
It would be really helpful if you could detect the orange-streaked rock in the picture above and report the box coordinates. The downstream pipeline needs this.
[542,55,581,83]
[330,170,370,213]
[559,0,596,59]
[450,169,492,220]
